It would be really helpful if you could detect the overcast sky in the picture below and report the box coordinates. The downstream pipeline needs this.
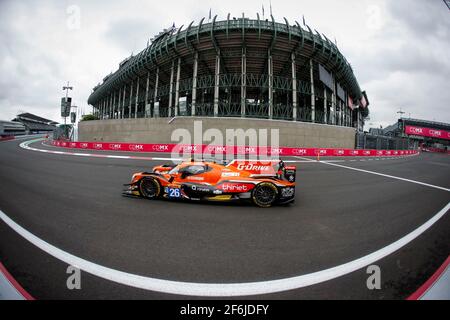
[0,0,449,128]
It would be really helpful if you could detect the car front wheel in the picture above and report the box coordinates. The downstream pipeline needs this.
[139,177,161,199]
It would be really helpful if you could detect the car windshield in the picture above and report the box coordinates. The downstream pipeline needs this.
[182,165,206,175]
[168,164,211,176]
[168,166,180,175]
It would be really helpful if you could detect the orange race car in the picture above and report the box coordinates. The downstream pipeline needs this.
[123,159,296,207]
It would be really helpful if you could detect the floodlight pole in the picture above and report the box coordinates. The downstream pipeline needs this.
[62,81,73,138]
[397,108,405,119]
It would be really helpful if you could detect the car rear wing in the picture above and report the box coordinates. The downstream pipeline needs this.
[226,160,296,181]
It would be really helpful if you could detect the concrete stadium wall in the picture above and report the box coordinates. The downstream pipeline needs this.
[78,117,356,149]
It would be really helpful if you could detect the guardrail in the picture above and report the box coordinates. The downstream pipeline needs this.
[421,147,450,155]
[50,140,420,157]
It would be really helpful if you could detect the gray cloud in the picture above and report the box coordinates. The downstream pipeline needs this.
[389,0,450,40]
[104,18,161,54]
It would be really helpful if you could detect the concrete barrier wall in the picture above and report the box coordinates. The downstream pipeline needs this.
[78,117,356,149]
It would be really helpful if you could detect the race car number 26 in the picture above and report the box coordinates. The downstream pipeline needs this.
[167,187,181,198]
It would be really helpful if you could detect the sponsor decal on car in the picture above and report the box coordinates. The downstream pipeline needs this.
[221,172,240,177]
[218,183,254,192]
[166,187,181,198]
[187,176,205,181]
[281,187,295,197]
[190,185,211,193]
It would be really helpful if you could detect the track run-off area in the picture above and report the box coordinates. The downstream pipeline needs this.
[0,137,449,299]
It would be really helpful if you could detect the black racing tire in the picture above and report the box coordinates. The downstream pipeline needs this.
[139,177,161,199]
[251,182,278,208]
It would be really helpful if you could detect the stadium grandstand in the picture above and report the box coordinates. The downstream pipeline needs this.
[366,118,450,152]
[87,14,369,131]
[12,113,58,135]
[0,120,26,137]
[398,118,450,152]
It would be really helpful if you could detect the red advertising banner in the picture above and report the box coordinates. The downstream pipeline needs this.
[405,125,450,141]
[51,140,419,157]
[0,136,15,141]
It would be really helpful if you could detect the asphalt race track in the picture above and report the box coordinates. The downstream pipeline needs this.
[0,137,449,299]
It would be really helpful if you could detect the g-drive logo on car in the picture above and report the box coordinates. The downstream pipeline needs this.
[236,164,271,171]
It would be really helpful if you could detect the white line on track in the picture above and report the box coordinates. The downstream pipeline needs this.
[73,153,91,157]
[292,156,345,163]
[321,161,450,192]
[0,201,448,297]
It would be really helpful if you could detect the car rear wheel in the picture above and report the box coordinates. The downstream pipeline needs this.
[252,182,278,208]
[139,177,161,199]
